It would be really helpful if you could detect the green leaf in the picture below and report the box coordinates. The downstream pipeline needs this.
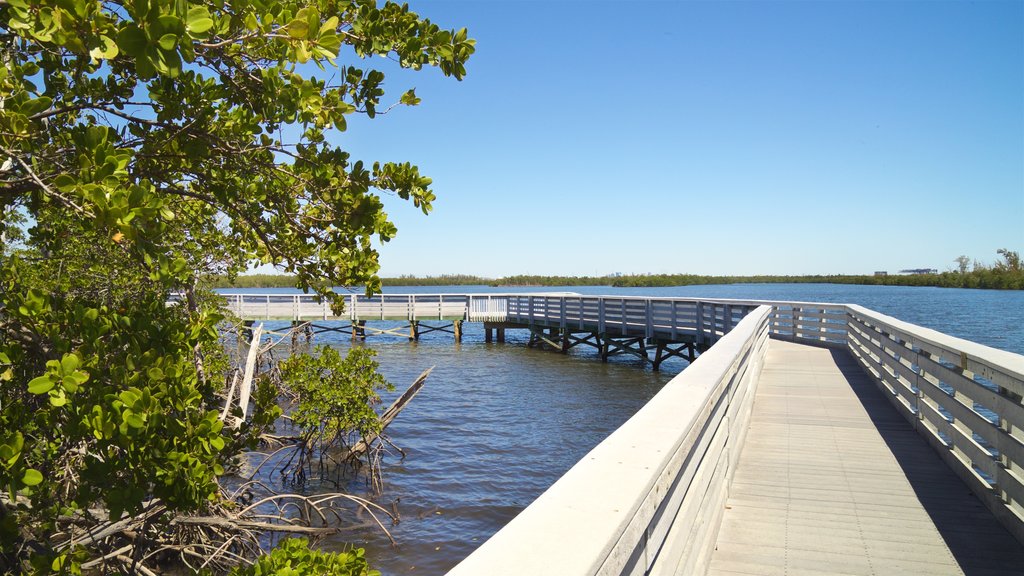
[188,17,214,35]
[286,19,309,39]
[49,390,67,407]
[155,15,185,37]
[319,15,339,36]
[27,375,55,395]
[124,412,145,429]
[62,375,81,393]
[157,33,178,50]
[186,6,213,32]
[21,468,43,487]
[60,353,80,375]
[116,25,148,56]
[90,35,120,60]
[400,89,421,106]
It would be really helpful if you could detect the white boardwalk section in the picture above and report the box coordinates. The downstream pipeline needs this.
[443,298,1024,575]
[709,340,1024,576]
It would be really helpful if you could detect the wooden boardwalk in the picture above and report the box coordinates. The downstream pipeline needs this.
[709,340,1024,576]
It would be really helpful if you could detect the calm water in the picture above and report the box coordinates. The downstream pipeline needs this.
[226,284,1024,574]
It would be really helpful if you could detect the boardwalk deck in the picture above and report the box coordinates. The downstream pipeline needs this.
[708,340,1024,576]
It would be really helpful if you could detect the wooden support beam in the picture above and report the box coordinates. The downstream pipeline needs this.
[652,342,698,371]
[600,336,648,362]
[529,327,563,351]
[454,320,463,342]
[414,322,456,337]
[410,321,419,341]
[563,331,601,352]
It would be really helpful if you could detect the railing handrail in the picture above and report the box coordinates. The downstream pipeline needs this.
[846,303,1024,392]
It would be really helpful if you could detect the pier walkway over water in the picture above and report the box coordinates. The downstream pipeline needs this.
[211,292,1024,574]
[709,340,1024,575]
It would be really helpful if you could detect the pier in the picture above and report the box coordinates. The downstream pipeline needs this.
[219,292,763,370]
[216,292,1024,574]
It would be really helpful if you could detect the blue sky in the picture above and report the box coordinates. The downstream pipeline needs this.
[334,0,1023,277]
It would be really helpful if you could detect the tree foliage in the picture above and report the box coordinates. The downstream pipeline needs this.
[208,250,1024,291]
[0,0,472,572]
[276,346,392,485]
[225,538,378,576]
[281,346,392,447]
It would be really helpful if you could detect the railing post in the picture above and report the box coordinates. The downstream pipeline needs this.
[671,300,678,340]
[560,297,566,330]
[265,294,270,319]
[409,294,414,321]
[598,298,606,334]
[529,295,535,325]
[620,299,626,336]
[645,299,653,339]
[351,294,357,321]
[696,301,704,343]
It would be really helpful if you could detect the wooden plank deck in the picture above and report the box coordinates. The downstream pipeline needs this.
[709,340,1024,576]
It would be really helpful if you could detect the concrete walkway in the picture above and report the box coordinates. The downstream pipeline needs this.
[708,340,1024,576]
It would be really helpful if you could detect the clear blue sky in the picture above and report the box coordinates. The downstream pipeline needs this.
[334,0,1023,277]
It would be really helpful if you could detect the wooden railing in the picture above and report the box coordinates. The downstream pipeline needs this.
[845,304,1024,543]
[503,294,757,344]
[209,293,844,347]
[214,293,491,321]
[446,306,773,576]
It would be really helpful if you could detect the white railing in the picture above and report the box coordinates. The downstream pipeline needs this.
[446,306,772,576]
[217,293,489,321]
[503,294,758,344]
[844,304,1024,543]
[212,293,843,348]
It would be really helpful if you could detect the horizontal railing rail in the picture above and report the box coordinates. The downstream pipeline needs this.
[446,306,772,576]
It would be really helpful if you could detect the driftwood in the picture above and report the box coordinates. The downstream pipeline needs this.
[348,366,433,459]
[235,322,263,425]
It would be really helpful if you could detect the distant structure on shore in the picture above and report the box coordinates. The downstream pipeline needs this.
[899,268,939,275]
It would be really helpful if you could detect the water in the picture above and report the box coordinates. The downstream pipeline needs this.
[225,284,1024,574]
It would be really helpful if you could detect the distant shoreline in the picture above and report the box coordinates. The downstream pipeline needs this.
[207,270,1024,290]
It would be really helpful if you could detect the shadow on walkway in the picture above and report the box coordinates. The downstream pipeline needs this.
[832,348,1024,576]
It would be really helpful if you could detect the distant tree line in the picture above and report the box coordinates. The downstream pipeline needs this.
[208,250,1024,291]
